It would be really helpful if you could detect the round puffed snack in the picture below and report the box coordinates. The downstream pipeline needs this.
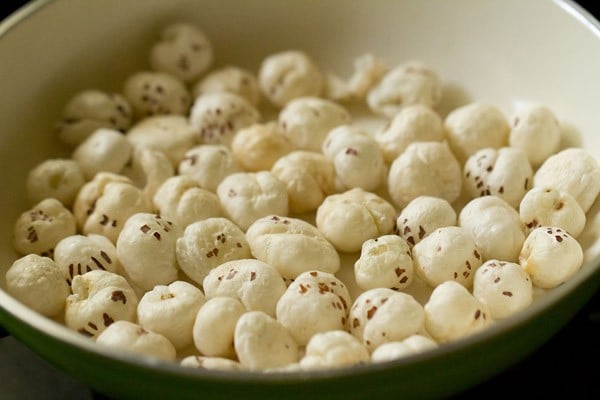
[180,356,243,371]
[72,128,133,180]
[325,53,388,102]
[188,92,261,146]
[354,235,414,291]
[533,148,600,213]
[13,198,76,257]
[387,141,462,209]
[137,280,206,350]
[366,61,442,118]
[176,217,251,285]
[395,196,457,247]
[26,158,85,208]
[473,260,533,320]
[424,280,491,343]
[371,335,438,362]
[5,254,70,317]
[444,102,509,163]
[519,226,584,289]
[203,259,286,317]
[245,215,340,280]
[123,71,191,118]
[275,270,351,345]
[56,89,132,147]
[231,122,293,172]
[116,213,181,292]
[316,188,396,253]
[278,96,351,152]
[217,171,288,231]
[192,65,261,107]
[54,234,120,284]
[412,226,482,288]
[300,330,369,370]
[258,50,324,108]
[149,22,213,83]
[124,147,175,201]
[463,147,533,208]
[65,270,139,338]
[178,144,240,192]
[96,320,177,361]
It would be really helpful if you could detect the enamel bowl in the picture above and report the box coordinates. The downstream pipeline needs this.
[1,1,599,399]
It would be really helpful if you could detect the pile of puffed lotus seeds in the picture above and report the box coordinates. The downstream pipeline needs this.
[4,21,600,372]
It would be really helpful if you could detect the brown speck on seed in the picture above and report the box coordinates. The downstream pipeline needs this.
[299,284,308,294]
[100,214,109,226]
[400,276,408,284]
[77,264,82,275]
[310,271,318,277]
[318,283,330,294]
[206,250,214,258]
[395,268,405,277]
[111,220,117,227]
[111,290,127,304]
[494,277,500,283]
[68,264,74,278]
[250,271,256,281]
[524,178,529,190]
[367,306,378,320]
[91,256,106,271]
[103,313,114,327]
[554,202,564,210]
[498,186,504,194]
[486,166,493,172]
[226,269,238,280]
[338,295,347,310]
[26,227,38,243]
[466,171,471,178]
[407,236,415,245]
[345,148,358,156]
[474,250,481,260]
[78,328,94,337]
[353,318,360,328]
[212,248,219,256]
[403,226,411,235]
[502,291,513,297]
[236,242,242,248]
[454,272,458,279]
[228,189,237,197]
[153,232,161,240]
[341,317,346,325]
[555,235,563,242]
[474,309,481,320]
[436,245,442,252]
[88,322,98,330]
[100,251,112,264]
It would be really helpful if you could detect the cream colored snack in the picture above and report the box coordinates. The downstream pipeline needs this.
[180,355,243,371]
[387,141,462,209]
[519,226,584,289]
[116,213,180,291]
[275,270,351,345]
[325,53,388,102]
[193,65,260,107]
[258,50,324,108]
[150,22,213,83]
[231,122,293,172]
[54,234,119,284]
[176,217,251,285]
[375,104,445,163]
[13,198,76,257]
[123,71,191,119]
[124,147,175,201]
[26,159,85,208]
[354,235,414,291]
[188,92,261,146]
[245,215,340,280]
[371,335,438,362]
[424,280,491,343]
[177,144,240,192]
[366,61,442,118]
[137,280,206,350]
[395,196,457,247]
[300,330,370,370]
[278,96,351,152]
[65,270,138,338]
[96,320,177,361]
[72,128,133,180]
[217,171,288,231]
[509,104,561,167]
[56,89,132,147]
[5,254,70,317]
[533,148,600,213]
[316,188,396,253]
[444,103,510,163]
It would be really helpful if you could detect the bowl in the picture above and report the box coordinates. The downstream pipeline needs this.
[1,0,600,399]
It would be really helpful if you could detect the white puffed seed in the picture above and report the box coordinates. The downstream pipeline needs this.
[180,355,243,371]
[137,280,206,350]
[65,270,138,338]
[270,151,336,214]
[56,90,132,147]
[278,96,351,152]
[375,104,445,164]
[366,61,442,118]
[258,50,324,108]
[217,171,288,231]
[519,187,586,238]
[275,270,351,346]
[395,196,457,247]
[444,103,510,163]
[123,147,175,201]
[123,71,191,118]
[412,226,482,288]
[325,53,388,102]
[178,144,240,192]
[116,213,181,292]
[519,226,584,289]
[371,335,438,362]
[13,198,76,257]
[322,125,386,192]
[150,22,213,83]
[533,148,600,213]
[472,260,533,320]
[463,147,533,208]
[300,330,369,370]
[246,215,340,280]
[234,311,299,371]
[354,235,414,291]
[231,122,293,172]
[348,288,425,352]
[5,254,70,317]
[26,159,85,208]
[54,234,120,284]
[424,280,491,343]
[153,175,222,228]
[316,188,396,253]
[458,196,525,263]
[387,141,462,209]
[192,296,246,359]
[192,65,261,107]
[188,92,261,146]
[509,104,561,168]
[176,217,251,285]
[203,259,286,317]
[72,128,133,180]
[96,320,177,361]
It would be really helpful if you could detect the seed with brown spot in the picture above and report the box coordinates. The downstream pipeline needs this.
[502,291,513,297]
[153,232,161,240]
[88,322,98,330]
[299,284,308,294]
[310,271,318,277]
[473,250,481,260]
[366,306,378,320]
[418,225,426,239]
[78,328,94,337]
[474,309,481,319]
[100,251,112,264]
[400,276,408,284]
[353,318,360,328]
[103,313,114,327]
[250,271,256,281]
[111,290,127,304]
[555,235,563,242]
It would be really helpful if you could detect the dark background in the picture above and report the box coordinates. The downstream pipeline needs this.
[0,0,599,399]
